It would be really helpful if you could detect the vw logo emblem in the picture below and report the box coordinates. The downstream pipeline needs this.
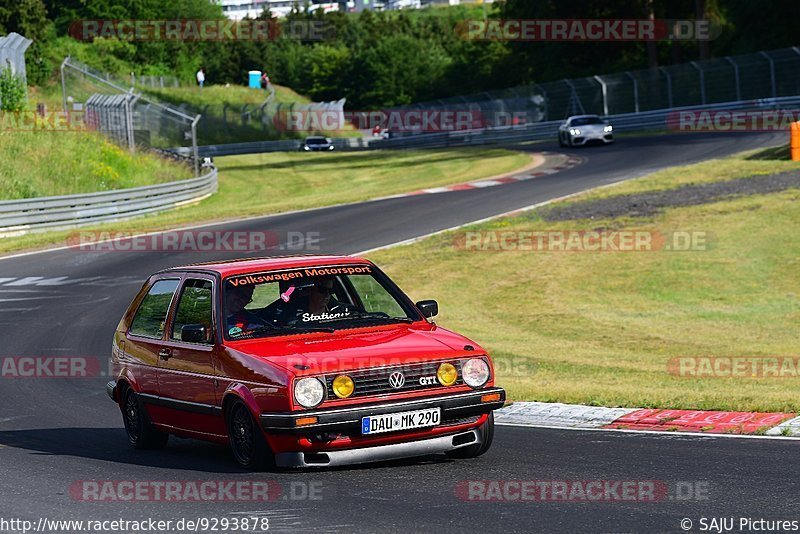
[388,371,405,389]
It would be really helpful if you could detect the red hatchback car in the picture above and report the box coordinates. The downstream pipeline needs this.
[107,255,506,469]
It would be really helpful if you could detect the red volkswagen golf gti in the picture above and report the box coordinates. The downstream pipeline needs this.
[107,255,506,469]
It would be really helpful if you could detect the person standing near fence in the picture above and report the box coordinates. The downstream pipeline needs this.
[196,68,205,88]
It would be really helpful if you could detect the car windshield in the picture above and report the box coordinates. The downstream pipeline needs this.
[223,265,419,340]
[306,137,327,144]
[571,116,604,126]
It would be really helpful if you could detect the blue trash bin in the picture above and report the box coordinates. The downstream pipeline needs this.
[248,70,262,89]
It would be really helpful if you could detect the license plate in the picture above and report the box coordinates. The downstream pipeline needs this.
[361,407,441,435]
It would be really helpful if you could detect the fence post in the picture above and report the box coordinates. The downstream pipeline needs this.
[724,57,741,101]
[535,84,548,121]
[593,75,608,116]
[126,91,141,154]
[760,51,777,99]
[690,61,706,105]
[191,114,201,176]
[60,57,69,112]
[659,67,673,108]
[625,71,639,113]
[564,79,584,116]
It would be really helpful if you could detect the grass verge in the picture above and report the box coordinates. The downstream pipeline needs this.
[0,147,533,254]
[366,147,800,412]
[0,131,191,199]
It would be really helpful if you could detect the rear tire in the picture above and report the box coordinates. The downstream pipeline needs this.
[227,400,274,471]
[446,412,494,459]
[122,389,169,450]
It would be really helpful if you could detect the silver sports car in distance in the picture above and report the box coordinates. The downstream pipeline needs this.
[558,115,614,147]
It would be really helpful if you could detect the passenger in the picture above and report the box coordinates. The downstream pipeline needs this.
[225,284,267,335]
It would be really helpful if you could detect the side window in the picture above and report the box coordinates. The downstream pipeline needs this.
[129,279,180,339]
[171,279,214,343]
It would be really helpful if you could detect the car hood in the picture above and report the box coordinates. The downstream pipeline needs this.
[226,324,482,376]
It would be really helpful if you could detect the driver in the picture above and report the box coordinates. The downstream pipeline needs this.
[274,276,350,324]
[225,284,268,336]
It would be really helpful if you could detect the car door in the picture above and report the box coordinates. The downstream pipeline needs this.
[124,276,182,426]
[156,275,225,436]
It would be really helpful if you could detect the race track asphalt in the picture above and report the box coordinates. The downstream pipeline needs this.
[0,132,793,533]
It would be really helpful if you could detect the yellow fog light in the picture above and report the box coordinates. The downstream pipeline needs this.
[437,362,458,386]
[332,375,355,398]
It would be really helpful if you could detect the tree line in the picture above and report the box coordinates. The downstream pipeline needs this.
[0,0,798,108]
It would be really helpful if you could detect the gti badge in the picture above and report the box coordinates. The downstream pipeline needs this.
[388,371,405,389]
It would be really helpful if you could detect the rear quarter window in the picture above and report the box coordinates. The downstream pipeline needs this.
[129,279,180,339]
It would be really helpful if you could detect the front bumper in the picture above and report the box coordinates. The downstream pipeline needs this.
[571,133,614,145]
[275,427,486,468]
[260,387,505,435]
[106,380,117,402]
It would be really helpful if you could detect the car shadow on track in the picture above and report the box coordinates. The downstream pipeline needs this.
[0,427,460,474]
[0,427,245,473]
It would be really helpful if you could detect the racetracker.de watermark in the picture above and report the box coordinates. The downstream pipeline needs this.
[669,357,800,378]
[668,110,800,132]
[70,480,322,502]
[68,19,330,41]
[0,111,91,132]
[273,109,491,133]
[454,230,711,252]
[0,357,106,378]
[276,354,536,377]
[66,230,322,253]
[455,480,710,502]
[457,19,718,42]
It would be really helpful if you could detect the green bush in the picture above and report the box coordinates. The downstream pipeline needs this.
[0,67,27,112]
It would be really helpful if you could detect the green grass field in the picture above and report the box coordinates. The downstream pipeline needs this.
[143,83,310,108]
[0,147,533,253]
[0,131,191,200]
[366,148,800,412]
[144,84,361,143]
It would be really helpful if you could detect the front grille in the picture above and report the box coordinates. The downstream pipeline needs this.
[324,360,464,398]
[443,415,480,426]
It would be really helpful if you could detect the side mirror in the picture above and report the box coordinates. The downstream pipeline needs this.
[181,324,208,343]
[416,300,438,318]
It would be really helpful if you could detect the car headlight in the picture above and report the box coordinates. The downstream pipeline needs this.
[604,125,613,132]
[328,145,334,150]
[437,362,458,386]
[462,358,490,388]
[332,374,354,398]
[303,146,310,151]
[294,377,325,408]
[569,128,581,136]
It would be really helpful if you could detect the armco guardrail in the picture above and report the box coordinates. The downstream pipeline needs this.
[172,95,800,156]
[171,136,371,157]
[370,95,800,150]
[0,166,217,237]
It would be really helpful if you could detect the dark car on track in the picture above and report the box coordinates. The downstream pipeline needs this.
[107,255,506,470]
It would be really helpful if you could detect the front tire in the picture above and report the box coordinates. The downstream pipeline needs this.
[122,389,169,450]
[446,412,494,459]
[227,400,274,470]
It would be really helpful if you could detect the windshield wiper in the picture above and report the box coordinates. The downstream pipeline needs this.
[232,324,334,339]
[345,312,414,324]
[277,325,336,334]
